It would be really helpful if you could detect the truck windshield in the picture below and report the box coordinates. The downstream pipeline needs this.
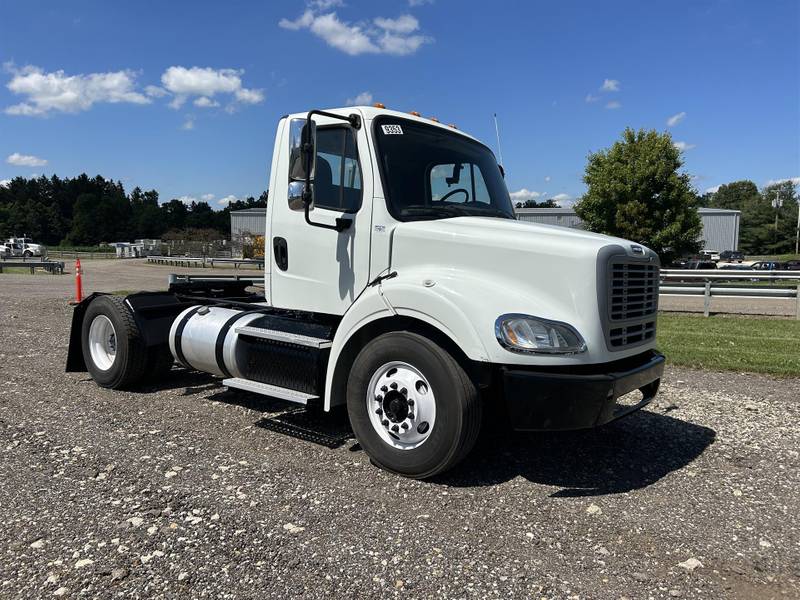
[373,117,515,222]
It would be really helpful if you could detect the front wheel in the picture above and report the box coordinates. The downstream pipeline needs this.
[347,332,482,479]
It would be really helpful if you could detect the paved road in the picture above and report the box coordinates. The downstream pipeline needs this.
[0,263,798,599]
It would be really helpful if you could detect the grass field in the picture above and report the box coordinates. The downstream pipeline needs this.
[657,314,800,376]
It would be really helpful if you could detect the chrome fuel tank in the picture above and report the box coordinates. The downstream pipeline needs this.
[168,306,263,377]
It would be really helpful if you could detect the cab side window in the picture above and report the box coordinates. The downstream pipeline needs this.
[313,128,362,213]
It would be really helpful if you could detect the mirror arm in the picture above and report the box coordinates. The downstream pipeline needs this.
[301,109,360,233]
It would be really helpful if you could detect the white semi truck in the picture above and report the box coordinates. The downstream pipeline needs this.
[67,105,664,478]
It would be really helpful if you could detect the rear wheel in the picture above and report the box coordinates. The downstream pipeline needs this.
[347,331,481,479]
[81,295,148,389]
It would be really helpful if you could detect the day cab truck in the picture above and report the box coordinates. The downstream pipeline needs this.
[67,105,665,478]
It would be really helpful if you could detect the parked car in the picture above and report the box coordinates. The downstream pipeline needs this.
[720,250,744,262]
[783,260,800,270]
[750,261,785,271]
[700,250,721,262]
[687,260,717,270]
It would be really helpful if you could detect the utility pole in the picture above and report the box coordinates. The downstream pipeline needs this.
[796,200,799,255]
[772,190,782,246]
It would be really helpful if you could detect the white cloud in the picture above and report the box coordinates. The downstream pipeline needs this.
[0,179,10,187]
[311,0,344,8]
[705,185,721,194]
[765,177,800,187]
[585,93,600,103]
[181,117,195,130]
[5,65,149,116]
[160,66,264,109]
[374,15,418,34]
[234,88,264,104]
[601,78,620,92]
[194,96,220,108]
[409,0,434,5]
[345,91,373,106]
[6,152,47,167]
[551,193,572,204]
[605,100,621,110]
[667,111,686,127]
[544,176,551,183]
[145,85,168,98]
[176,195,198,204]
[280,10,431,56]
[673,141,696,151]
[217,194,238,206]
[509,188,542,202]
[201,193,215,201]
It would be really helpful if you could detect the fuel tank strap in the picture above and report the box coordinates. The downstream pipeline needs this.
[174,306,203,369]
[215,311,251,378]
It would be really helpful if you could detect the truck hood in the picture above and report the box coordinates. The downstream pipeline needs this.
[386,216,658,365]
[391,216,636,265]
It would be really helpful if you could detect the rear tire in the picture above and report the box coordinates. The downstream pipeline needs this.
[81,295,148,389]
[347,331,481,479]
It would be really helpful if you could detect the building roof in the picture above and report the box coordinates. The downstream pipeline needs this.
[230,208,267,215]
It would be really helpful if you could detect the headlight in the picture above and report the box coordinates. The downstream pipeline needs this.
[495,314,586,354]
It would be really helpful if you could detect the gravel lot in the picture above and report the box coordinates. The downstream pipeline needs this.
[1,262,798,599]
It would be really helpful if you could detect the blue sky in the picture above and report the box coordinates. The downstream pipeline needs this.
[0,0,798,208]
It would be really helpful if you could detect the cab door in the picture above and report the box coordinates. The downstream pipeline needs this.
[269,112,373,315]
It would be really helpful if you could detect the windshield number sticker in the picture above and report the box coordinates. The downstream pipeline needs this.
[381,124,403,135]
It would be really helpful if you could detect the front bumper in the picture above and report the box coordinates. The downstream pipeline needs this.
[502,351,665,431]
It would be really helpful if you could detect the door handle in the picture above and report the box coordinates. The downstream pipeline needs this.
[273,237,288,271]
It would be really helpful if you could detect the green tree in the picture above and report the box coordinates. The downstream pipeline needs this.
[574,128,702,261]
[761,180,799,254]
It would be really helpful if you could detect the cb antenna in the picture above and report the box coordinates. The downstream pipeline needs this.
[493,113,504,167]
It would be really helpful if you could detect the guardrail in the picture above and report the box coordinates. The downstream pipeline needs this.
[0,259,65,274]
[45,250,116,260]
[660,269,800,318]
[147,256,264,269]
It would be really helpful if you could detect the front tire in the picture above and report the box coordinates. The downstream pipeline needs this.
[347,332,482,479]
[81,295,148,389]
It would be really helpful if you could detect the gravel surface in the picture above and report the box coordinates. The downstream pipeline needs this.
[1,263,799,599]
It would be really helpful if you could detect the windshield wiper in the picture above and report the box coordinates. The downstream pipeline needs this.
[399,205,471,218]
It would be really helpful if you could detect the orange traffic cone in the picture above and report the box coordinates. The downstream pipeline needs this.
[70,258,83,305]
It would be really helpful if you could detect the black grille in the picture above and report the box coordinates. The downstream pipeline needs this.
[606,259,659,349]
[609,321,656,348]
[609,262,659,321]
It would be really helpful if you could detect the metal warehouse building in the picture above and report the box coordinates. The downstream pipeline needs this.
[515,206,741,251]
[230,205,741,253]
[231,207,267,241]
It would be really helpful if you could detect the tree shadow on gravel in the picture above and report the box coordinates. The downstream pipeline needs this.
[436,410,716,496]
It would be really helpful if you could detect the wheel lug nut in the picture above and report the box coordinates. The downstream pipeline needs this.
[408,413,414,420]
[375,394,383,402]
[390,382,398,389]
[391,424,399,433]
[382,419,389,427]
[380,385,388,392]
[400,387,407,396]
[401,423,409,430]
[407,399,414,406]
[375,408,383,415]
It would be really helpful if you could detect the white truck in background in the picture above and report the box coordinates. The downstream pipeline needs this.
[67,105,664,478]
[4,236,45,257]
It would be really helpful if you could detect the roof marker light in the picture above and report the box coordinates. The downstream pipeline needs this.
[448,124,458,129]
[409,111,421,116]
[430,117,439,122]
[373,102,386,109]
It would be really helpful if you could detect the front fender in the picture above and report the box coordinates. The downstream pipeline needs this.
[323,275,490,409]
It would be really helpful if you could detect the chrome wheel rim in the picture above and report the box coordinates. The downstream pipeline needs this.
[88,315,117,371]
[366,361,436,449]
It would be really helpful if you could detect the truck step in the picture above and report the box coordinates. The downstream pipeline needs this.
[222,378,318,404]
[256,410,352,449]
[235,325,333,349]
